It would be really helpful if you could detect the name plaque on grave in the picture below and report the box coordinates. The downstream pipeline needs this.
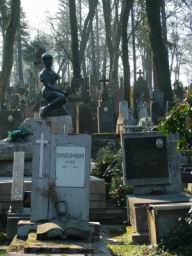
[121,133,170,186]
[56,146,86,187]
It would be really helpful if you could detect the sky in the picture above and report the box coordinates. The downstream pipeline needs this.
[19,1,189,86]
[21,0,59,34]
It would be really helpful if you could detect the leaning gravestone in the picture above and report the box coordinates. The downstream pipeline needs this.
[30,119,91,238]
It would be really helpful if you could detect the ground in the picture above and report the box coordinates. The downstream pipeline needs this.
[0,225,179,256]
[102,225,175,256]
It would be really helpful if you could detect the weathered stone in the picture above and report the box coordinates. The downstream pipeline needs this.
[127,193,190,234]
[11,152,24,213]
[148,202,192,245]
[17,220,37,238]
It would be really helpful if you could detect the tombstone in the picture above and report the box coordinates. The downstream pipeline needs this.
[121,132,190,244]
[137,102,149,121]
[133,71,149,122]
[97,99,115,133]
[122,133,170,191]
[29,119,92,239]
[89,74,97,98]
[151,88,164,124]
[116,101,128,133]
[79,101,93,134]
[11,152,25,212]
[7,152,25,239]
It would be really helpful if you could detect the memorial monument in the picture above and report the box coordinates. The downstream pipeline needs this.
[7,53,99,246]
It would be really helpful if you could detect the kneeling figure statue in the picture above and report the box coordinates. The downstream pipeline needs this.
[40,53,69,118]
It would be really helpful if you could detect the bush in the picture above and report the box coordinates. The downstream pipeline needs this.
[92,144,133,207]
[158,89,192,156]
[160,207,192,255]
[158,88,192,255]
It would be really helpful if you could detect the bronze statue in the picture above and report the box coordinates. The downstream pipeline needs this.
[40,53,69,118]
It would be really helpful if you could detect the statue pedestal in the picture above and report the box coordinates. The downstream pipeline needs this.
[47,115,73,134]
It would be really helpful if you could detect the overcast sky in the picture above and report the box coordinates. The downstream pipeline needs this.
[21,0,59,33]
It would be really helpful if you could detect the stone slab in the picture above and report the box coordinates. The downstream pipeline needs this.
[17,220,37,238]
[131,232,149,245]
[148,202,192,245]
[127,193,191,233]
[0,176,106,213]
[121,133,182,194]
[25,233,93,254]
[121,133,169,186]
[11,152,24,203]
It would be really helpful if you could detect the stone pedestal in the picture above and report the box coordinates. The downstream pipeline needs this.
[47,115,73,133]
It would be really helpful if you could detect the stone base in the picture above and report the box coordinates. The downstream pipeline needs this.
[9,233,93,255]
[47,115,73,134]
[131,232,149,245]
[148,202,192,245]
[17,220,100,242]
[6,211,30,240]
[127,193,191,234]
[1,176,106,214]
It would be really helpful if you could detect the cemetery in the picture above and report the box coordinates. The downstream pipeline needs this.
[0,1,192,256]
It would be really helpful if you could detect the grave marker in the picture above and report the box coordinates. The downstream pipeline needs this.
[121,133,169,187]
[11,152,24,212]
[30,119,92,238]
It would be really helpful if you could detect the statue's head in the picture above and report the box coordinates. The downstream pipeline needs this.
[41,53,53,67]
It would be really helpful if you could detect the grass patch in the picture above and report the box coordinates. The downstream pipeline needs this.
[106,226,176,256]
[0,250,6,256]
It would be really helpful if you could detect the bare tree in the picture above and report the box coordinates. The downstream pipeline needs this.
[121,0,134,105]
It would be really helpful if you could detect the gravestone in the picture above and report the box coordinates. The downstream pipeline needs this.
[79,101,93,133]
[11,152,25,212]
[122,133,169,187]
[97,99,115,133]
[116,101,128,133]
[133,73,149,122]
[30,119,92,238]
[151,88,164,124]
[121,132,182,194]
[7,152,25,239]
[121,132,188,244]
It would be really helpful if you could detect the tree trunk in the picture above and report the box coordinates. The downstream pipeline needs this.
[131,6,137,85]
[90,24,97,84]
[95,6,100,85]
[146,0,173,107]
[145,46,153,96]
[0,0,20,105]
[17,25,24,88]
[69,0,81,87]
[79,0,98,64]
[121,0,134,106]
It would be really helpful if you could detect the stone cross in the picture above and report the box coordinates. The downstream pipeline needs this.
[11,152,25,212]
[137,69,144,78]
[36,133,48,178]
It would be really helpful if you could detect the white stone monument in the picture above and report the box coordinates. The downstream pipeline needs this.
[30,119,92,238]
